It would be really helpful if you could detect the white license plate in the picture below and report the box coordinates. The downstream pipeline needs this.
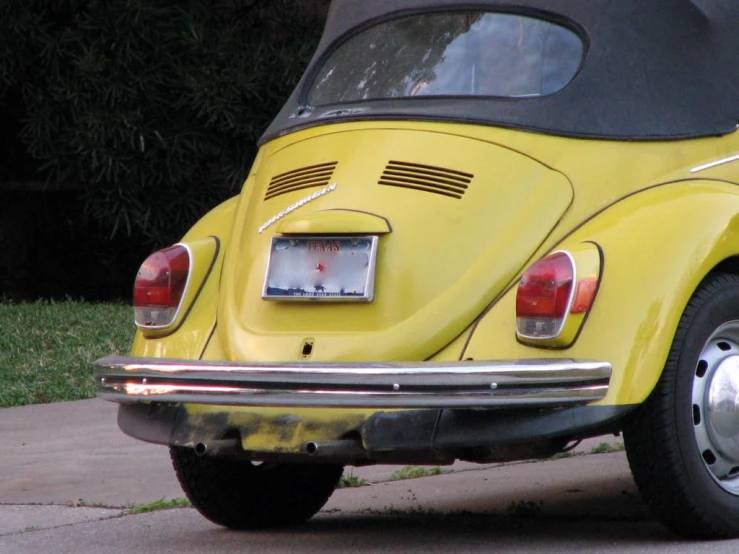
[262,236,378,301]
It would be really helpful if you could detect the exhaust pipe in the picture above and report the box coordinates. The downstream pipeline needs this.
[302,439,366,459]
[194,438,242,458]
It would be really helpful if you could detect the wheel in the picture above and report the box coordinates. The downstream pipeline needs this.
[623,273,739,539]
[170,446,343,530]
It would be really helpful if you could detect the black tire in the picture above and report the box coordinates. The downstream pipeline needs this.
[170,446,343,530]
[624,273,739,539]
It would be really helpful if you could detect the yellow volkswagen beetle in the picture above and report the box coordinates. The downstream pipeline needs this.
[94,0,739,539]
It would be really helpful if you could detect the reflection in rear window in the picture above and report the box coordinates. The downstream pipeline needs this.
[308,12,584,105]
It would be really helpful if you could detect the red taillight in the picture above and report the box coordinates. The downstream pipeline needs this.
[133,245,190,328]
[516,252,575,339]
[517,252,574,317]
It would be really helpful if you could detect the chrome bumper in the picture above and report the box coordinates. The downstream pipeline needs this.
[93,355,612,409]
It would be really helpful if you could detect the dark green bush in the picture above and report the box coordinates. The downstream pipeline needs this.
[0,0,323,299]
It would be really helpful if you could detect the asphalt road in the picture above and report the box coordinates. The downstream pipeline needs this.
[3,399,739,553]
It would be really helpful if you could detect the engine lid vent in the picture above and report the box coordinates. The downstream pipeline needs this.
[379,161,473,199]
[265,162,338,201]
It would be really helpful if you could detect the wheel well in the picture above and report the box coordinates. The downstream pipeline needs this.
[710,257,739,279]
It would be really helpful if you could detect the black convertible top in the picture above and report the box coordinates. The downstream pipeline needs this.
[260,0,739,142]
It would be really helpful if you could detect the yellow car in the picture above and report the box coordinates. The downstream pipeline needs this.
[94,0,739,539]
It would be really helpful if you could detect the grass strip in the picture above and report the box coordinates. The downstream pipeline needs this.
[0,300,134,408]
[126,497,191,514]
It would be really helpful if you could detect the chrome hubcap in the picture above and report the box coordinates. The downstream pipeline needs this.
[693,321,739,494]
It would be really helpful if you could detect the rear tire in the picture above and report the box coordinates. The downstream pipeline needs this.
[170,446,343,530]
[624,273,739,539]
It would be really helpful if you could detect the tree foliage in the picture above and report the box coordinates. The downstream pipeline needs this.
[0,0,323,246]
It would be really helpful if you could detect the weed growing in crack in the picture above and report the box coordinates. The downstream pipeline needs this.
[390,466,444,481]
[338,473,367,488]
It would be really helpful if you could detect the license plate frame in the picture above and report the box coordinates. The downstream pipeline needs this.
[262,236,379,301]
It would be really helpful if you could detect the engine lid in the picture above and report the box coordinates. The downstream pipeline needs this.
[218,125,573,362]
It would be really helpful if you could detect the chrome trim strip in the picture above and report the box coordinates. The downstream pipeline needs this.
[258,183,337,233]
[93,355,611,409]
[690,154,739,173]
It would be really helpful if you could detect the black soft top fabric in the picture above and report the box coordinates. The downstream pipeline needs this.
[260,0,739,142]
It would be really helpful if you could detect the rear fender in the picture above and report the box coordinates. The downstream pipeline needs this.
[130,196,239,359]
[464,180,739,406]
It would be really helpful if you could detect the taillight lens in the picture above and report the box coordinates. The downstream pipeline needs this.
[516,245,601,345]
[517,251,576,339]
[134,245,191,328]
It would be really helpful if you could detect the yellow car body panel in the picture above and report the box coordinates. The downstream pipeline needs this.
[276,209,393,235]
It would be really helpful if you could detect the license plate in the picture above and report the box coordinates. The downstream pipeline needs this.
[262,236,378,301]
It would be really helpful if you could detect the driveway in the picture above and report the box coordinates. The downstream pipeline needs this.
[2,399,737,553]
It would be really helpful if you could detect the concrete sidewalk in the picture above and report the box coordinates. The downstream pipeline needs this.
[3,400,183,507]
[1,399,643,538]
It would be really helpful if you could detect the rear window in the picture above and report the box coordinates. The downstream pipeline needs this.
[307,12,584,105]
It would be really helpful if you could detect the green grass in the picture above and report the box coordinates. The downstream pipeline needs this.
[590,441,626,454]
[126,497,191,514]
[0,300,134,408]
[338,473,367,488]
[547,451,575,460]
[390,466,444,481]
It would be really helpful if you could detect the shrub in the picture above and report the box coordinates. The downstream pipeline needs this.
[0,0,323,298]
